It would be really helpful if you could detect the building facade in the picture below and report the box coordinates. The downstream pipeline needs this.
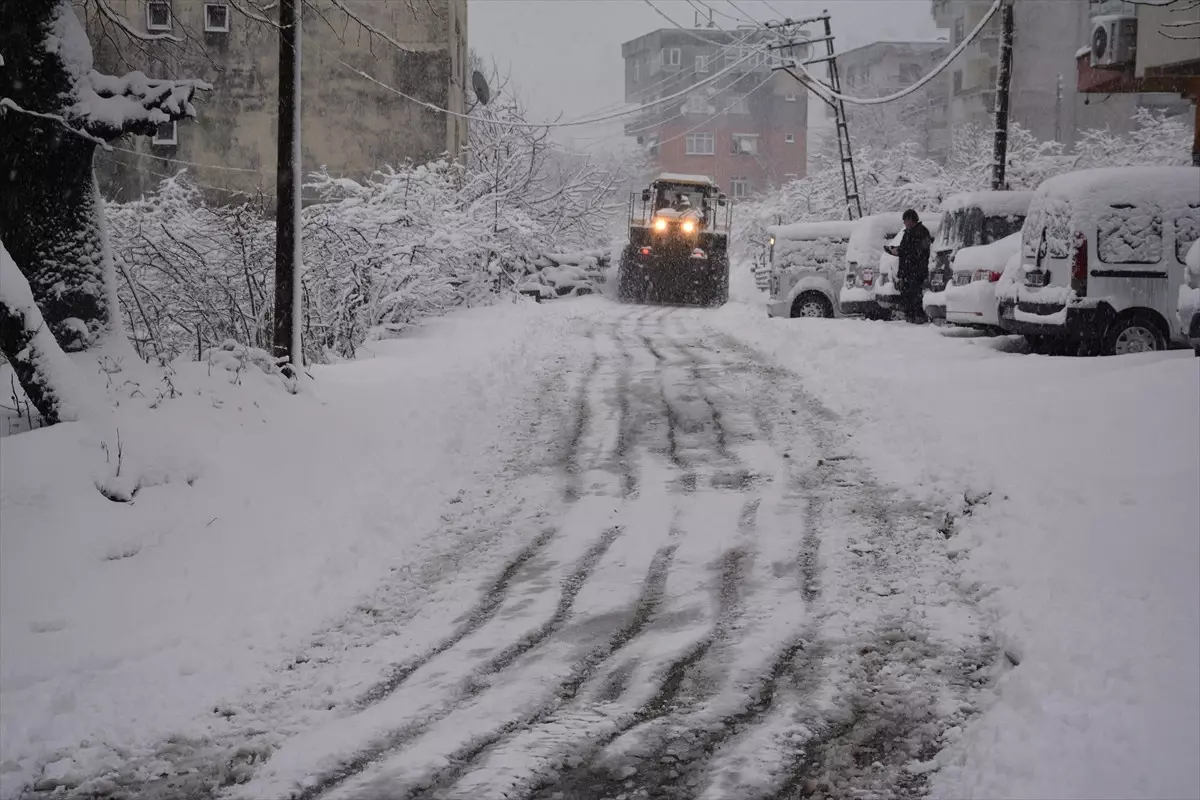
[621,28,808,197]
[83,0,469,201]
[828,40,951,161]
[930,0,1188,147]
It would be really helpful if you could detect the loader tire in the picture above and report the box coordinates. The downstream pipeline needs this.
[617,247,640,303]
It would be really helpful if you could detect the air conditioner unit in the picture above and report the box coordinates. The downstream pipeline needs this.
[1090,14,1137,68]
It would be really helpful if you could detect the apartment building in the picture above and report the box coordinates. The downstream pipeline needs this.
[828,40,951,161]
[620,28,808,197]
[931,0,1188,146]
[1077,0,1199,162]
[83,0,469,201]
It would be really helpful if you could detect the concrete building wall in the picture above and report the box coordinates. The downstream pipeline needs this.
[829,40,951,161]
[931,0,1186,147]
[83,0,468,202]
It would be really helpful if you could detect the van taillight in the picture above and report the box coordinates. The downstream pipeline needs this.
[988,271,1002,282]
[1071,232,1088,296]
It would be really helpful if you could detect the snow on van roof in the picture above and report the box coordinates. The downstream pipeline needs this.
[846,212,903,267]
[654,172,716,186]
[941,190,1035,216]
[1034,167,1199,205]
[952,231,1022,270]
[767,220,857,241]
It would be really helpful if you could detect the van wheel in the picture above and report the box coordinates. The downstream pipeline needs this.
[1103,313,1166,356]
[791,292,833,318]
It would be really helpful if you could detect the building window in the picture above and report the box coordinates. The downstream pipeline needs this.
[696,54,710,73]
[987,64,998,87]
[731,133,759,155]
[785,133,795,143]
[146,0,171,31]
[664,47,681,67]
[783,173,799,182]
[152,121,177,146]
[785,92,798,102]
[633,61,640,83]
[953,70,963,95]
[731,177,751,198]
[683,93,708,114]
[953,16,965,45]
[204,3,230,32]
[685,131,715,155]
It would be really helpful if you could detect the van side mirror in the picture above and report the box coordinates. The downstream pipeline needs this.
[717,193,727,206]
[641,189,652,202]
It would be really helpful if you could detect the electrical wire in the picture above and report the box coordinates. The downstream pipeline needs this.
[642,0,780,58]
[654,72,775,148]
[321,39,760,130]
[795,0,1002,106]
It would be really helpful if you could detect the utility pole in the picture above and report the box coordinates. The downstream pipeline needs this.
[991,0,1014,191]
[273,0,302,372]
[765,12,863,219]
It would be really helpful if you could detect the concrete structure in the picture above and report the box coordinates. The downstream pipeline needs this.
[1076,0,1199,163]
[930,0,1186,147]
[828,40,951,161]
[621,28,808,197]
[83,0,469,201]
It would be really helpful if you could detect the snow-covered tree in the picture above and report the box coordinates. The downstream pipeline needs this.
[0,0,206,420]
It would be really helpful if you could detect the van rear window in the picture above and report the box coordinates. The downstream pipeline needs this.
[1098,203,1163,265]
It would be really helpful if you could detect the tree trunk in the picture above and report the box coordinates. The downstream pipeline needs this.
[0,240,90,424]
[1,0,111,352]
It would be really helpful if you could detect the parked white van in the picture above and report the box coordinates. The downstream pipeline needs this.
[765,220,857,318]
[1177,240,1200,356]
[1002,167,1200,355]
[838,213,903,318]
[944,232,1023,331]
[925,191,1032,322]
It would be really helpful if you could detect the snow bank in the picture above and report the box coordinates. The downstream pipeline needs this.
[713,302,1200,799]
[0,297,591,797]
[766,220,857,242]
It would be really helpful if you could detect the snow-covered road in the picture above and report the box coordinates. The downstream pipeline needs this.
[84,304,990,800]
[6,291,1196,800]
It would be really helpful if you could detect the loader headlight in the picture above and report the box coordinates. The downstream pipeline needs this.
[653,217,669,233]
[681,219,696,234]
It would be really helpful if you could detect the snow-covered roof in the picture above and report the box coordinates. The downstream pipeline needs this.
[767,220,857,241]
[654,172,716,187]
[846,212,903,267]
[1075,45,1091,59]
[941,191,1035,216]
[952,231,1022,271]
[1034,167,1199,206]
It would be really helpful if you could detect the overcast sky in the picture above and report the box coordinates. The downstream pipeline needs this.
[469,0,944,151]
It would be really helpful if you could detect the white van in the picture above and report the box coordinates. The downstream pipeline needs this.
[838,213,904,318]
[925,191,1032,322]
[765,220,857,318]
[1001,167,1200,355]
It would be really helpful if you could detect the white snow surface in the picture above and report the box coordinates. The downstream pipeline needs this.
[940,191,1036,216]
[723,283,1200,800]
[4,279,1198,800]
[952,232,1022,272]
[845,212,904,269]
[0,297,585,798]
[766,220,857,242]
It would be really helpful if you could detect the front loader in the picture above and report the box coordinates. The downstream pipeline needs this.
[617,173,732,307]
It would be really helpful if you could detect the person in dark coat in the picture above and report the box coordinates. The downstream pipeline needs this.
[886,209,933,323]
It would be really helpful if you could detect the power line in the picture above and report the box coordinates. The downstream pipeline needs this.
[321,39,760,130]
[643,0,779,58]
[655,72,776,148]
[789,0,1002,107]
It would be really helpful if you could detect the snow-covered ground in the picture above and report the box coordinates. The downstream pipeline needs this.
[711,285,1200,800]
[3,269,1197,800]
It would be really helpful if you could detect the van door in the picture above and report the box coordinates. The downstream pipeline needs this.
[1092,202,1170,317]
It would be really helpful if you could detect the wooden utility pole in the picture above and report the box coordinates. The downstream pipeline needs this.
[273,0,302,371]
[991,0,1014,191]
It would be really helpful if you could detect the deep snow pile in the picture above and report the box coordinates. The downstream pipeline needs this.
[0,297,589,798]
[514,249,611,300]
[711,287,1200,799]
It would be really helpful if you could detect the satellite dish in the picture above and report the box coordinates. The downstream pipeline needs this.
[471,70,491,106]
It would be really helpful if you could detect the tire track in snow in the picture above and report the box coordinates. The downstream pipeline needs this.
[293,526,624,800]
[396,541,680,799]
[351,526,559,709]
[520,500,758,800]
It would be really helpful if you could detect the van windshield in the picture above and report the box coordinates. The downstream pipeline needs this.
[773,236,849,272]
[938,206,1026,253]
